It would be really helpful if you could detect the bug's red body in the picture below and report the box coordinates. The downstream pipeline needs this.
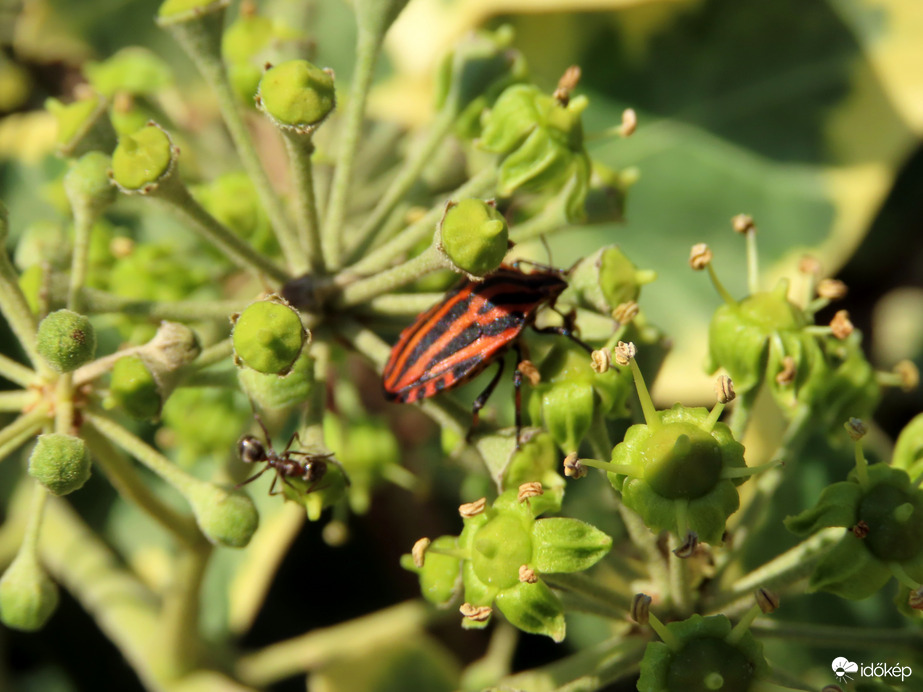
[382,265,567,403]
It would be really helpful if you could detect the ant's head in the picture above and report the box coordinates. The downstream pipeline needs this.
[302,458,328,483]
[237,435,265,464]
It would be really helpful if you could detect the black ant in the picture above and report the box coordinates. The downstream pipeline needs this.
[236,414,349,496]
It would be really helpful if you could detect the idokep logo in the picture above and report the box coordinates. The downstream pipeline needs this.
[832,657,913,684]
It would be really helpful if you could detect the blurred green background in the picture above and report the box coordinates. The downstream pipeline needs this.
[2,0,923,689]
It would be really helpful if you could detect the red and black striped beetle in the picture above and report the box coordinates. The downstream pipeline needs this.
[382,263,590,442]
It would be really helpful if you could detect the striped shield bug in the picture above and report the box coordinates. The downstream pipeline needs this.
[382,263,591,442]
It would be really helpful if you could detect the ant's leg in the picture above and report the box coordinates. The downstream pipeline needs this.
[236,465,270,489]
[252,410,279,455]
[467,358,505,442]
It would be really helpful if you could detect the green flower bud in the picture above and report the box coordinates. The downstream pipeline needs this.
[84,47,172,97]
[527,343,631,452]
[786,464,923,599]
[45,93,116,157]
[238,348,316,411]
[36,309,97,373]
[107,354,162,419]
[161,388,251,468]
[434,25,527,139]
[0,553,59,632]
[186,482,258,547]
[568,245,656,314]
[471,513,533,590]
[609,405,747,545]
[257,60,335,131]
[223,11,276,102]
[494,579,565,642]
[192,172,275,253]
[28,434,92,496]
[437,199,508,277]
[232,299,306,374]
[110,123,176,192]
[400,535,462,606]
[638,615,769,692]
[64,151,117,217]
[503,432,565,492]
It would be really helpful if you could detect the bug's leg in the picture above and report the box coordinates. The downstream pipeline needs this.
[236,465,270,489]
[534,309,593,353]
[467,358,506,442]
[513,342,525,449]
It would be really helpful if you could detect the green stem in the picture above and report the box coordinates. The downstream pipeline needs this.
[82,422,200,546]
[165,12,305,275]
[346,106,457,263]
[0,408,49,464]
[728,386,757,441]
[0,390,36,412]
[617,502,670,598]
[236,600,435,686]
[338,245,447,307]
[358,292,444,317]
[72,346,144,386]
[706,528,839,613]
[53,373,74,435]
[345,167,496,276]
[322,27,383,268]
[75,285,243,321]
[543,572,633,618]
[177,368,238,389]
[282,132,324,272]
[668,533,693,616]
[152,176,290,283]
[750,620,923,650]
[0,352,35,388]
[745,229,759,295]
[193,339,234,370]
[0,244,45,375]
[160,543,211,679]
[21,482,49,562]
[508,201,568,244]
[66,194,96,314]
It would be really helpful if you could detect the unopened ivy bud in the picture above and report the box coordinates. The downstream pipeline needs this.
[755,588,779,613]
[64,151,117,216]
[830,310,853,340]
[437,199,509,277]
[459,497,487,517]
[817,278,848,300]
[775,355,796,385]
[715,375,735,404]
[612,300,639,324]
[590,349,610,373]
[563,452,587,479]
[238,348,316,410]
[618,108,637,137]
[257,60,336,132]
[36,309,97,373]
[689,243,712,270]
[518,482,544,502]
[28,434,91,496]
[459,602,492,622]
[232,298,306,374]
[731,213,755,234]
[412,537,431,568]
[0,553,59,631]
[518,565,538,583]
[110,123,176,192]
[845,417,867,441]
[631,593,652,624]
[186,482,258,548]
[108,354,162,419]
[614,341,636,366]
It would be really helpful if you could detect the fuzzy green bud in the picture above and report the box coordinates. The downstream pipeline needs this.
[28,434,92,496]
[257,60,335,131]
[84,47,172,97]
[36,309,97,373]
[0,553,59,631]
[437,199,509,277]
[107,354,162,419]
[64,151,117,217]
[232,299,306,374]
[186,482,258,548]
[45,94,116,157]
[569,245,656,314]
[110,123,175,191]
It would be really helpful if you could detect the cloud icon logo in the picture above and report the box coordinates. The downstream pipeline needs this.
[832,657,858,681]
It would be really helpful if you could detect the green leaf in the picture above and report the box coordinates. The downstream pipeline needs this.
[531,517,612,574]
